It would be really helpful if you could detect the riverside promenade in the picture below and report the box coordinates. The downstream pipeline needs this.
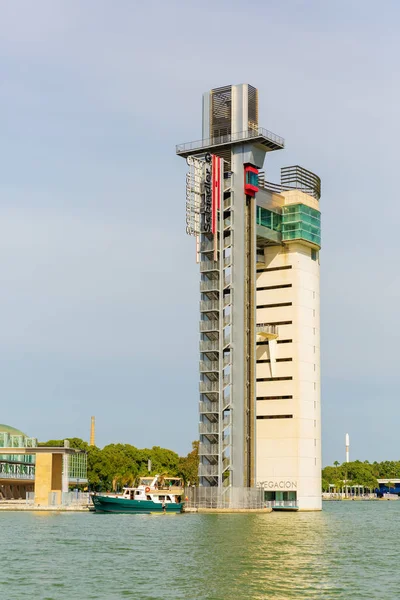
[0,499,90,511]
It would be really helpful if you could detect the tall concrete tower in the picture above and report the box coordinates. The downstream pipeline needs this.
[345,433,350,463]
[177,84,322,510]
[90,416,95,447]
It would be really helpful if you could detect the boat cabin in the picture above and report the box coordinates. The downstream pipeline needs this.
[122,487,180,504]
[137,475,183,492]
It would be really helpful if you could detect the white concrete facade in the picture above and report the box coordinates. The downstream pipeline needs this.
[256,192,321,511]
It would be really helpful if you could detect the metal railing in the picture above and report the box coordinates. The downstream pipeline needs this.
[256,323,278,337]
[199,381,219,393]
[200,240,214,253]
[199,443,219,456]
[223,217,232,229]
[224,235,232,248]
[222,456,231,470]
[222,436,231,450]
[223,333,231,347]
[256,252,265,264]
[200,260,219,273]
[200,279,219,293]
[0,471,35,480]
[198,464,219,477]
[200,340,219,353]
[47,491,90,507]
[223,314,231,327]
[222,414,232,428]
[199,422,219,435]
[200,300,219,312]
[199,360,219,372]
[176,127,285,154]
[223,274,231,287]
[184,486,265,509]
[269,500,298,509]
[223,196,232,210]
[258,165,321,201]
[199,401,218,414]
[199,320,219,332]
[223,256,232,268]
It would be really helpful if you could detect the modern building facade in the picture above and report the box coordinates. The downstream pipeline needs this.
[0,424,87,500]
[177,84,321,510]
[0,424,36,499]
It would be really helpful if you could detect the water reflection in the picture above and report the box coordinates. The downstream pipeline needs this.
[186,512,335,599]
[0,503,400,599]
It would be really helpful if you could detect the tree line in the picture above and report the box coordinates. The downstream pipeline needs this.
[39,438,199,491]
[322,460,400,492]
[39,438,399,492]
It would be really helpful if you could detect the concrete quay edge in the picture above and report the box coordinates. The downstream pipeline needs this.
[0,504,90,512]
[184,507,272,514]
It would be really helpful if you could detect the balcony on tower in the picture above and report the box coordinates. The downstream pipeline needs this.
[199,421,219,436]
[256,323,279,341]
[199,319,219,340]
[199,401,219,416]
[199,442,219,457]
[176,127,284,158]
[199,380,219,402]
[200,279,219,294]
[200,260,219,274]
[198,464,219,477]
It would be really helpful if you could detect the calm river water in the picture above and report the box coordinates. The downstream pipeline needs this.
[1,501,399,599]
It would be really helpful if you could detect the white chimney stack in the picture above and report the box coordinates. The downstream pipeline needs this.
[345,433,350,463]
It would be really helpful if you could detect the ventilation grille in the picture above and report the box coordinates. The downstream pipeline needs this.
[248,85,258,131]
[210,86,232,139]
[213,147,231,172]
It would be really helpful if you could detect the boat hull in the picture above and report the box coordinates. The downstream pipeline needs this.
[91,494,183,514]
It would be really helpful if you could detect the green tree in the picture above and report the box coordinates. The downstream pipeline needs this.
[178,441,199,486]
[333,461,340,479]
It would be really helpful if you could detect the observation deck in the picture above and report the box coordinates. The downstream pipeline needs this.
[176,127,285,158]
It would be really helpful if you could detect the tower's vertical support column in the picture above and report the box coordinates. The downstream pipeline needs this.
[244,194,257,487]
[230,148,246,488]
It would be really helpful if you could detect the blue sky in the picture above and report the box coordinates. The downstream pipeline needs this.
[0,0,399,464]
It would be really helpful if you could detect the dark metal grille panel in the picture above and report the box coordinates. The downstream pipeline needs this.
[211,86,232,139]
[259,166,321,200]
[248,85,258,131]
[281,166,321,200]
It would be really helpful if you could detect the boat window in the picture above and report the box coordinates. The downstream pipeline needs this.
[159,495,165,501]
[166,496,171,502]
[136,491,141,495]
[146,495,152,500]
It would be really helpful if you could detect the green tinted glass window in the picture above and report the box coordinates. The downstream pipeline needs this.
[256,207,282,232]
[282,204,321,247]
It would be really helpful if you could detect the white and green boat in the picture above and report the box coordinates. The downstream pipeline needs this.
[91,475,184,514]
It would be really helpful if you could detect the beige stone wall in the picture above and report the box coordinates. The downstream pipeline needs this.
[255,240,321,510]
[34,453,63,506]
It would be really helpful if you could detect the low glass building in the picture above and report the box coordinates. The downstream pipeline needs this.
[0,425,88,500]
[0,424,36,499]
